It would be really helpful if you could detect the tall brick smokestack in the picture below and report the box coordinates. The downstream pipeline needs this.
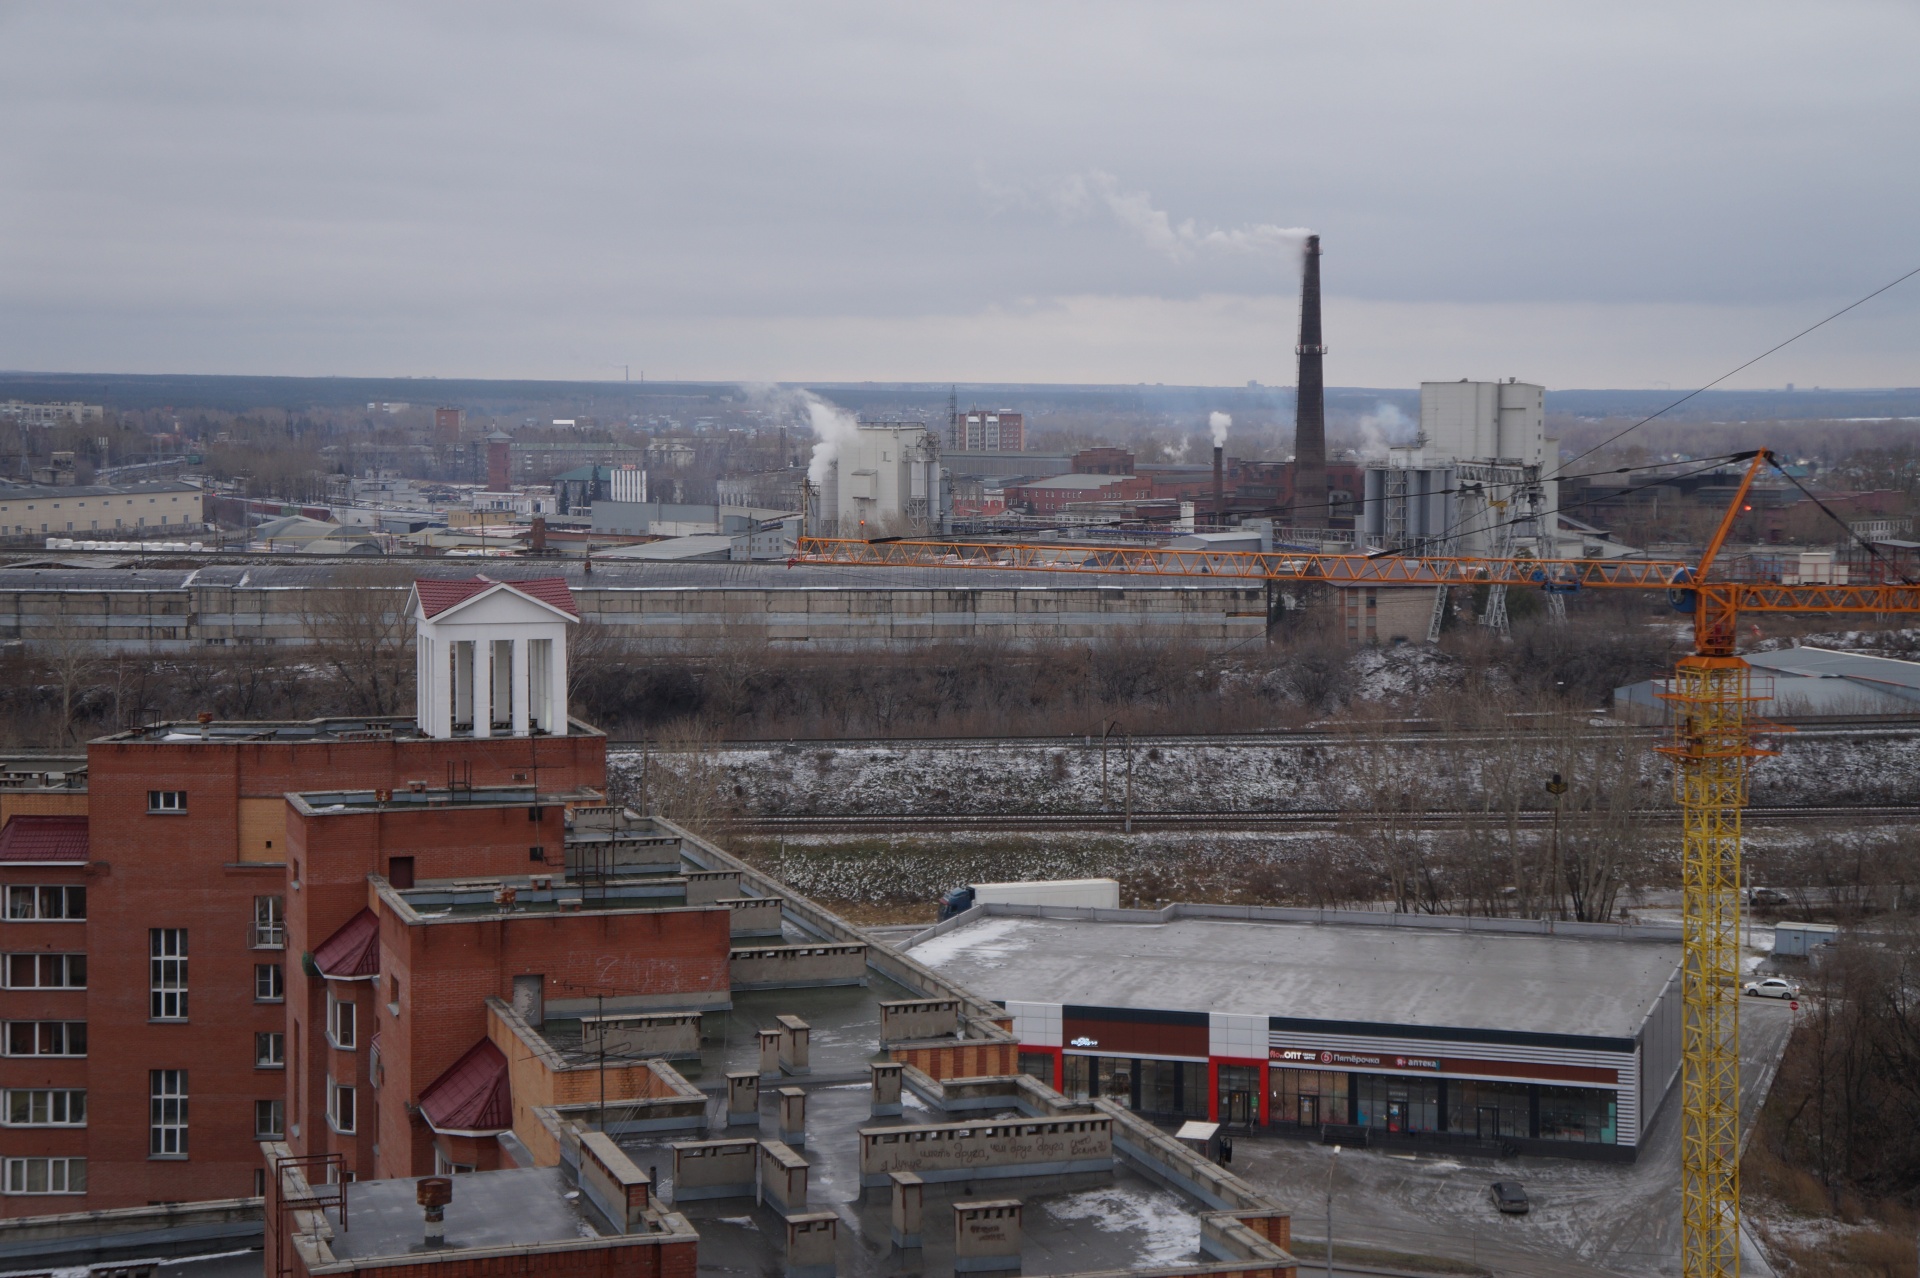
[1212,445,1224,527]
[1292,234,1327,527]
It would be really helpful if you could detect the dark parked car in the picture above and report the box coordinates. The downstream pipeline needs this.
[1489,1181,1530,1214]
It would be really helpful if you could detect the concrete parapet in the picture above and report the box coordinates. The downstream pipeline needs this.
[721,895,786,937]
[781,1210,839,1278]
[953,1199,1022,1273]
[727,1071,761,1126]
[857,1116,1112,1188]
[732,943,869,991]
[758,1140,809,1214]
[870,1061,903,1117]
[888,1171,924,1249]
[577,1130,651,1233]
[776,1087,807,1148]
[669,1138,756,1202]
[685,869,743,904]
[777,1014,811,1075]
[879,997,959,1043]
[578,1010,702,1060]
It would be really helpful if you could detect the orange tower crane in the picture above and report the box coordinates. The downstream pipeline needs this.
[796,448,1920,1278]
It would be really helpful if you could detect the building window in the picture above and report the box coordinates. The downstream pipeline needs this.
[146,791,187,814]
[4,1090,86,1126]
[254,1098,285,1139]
[326,990,356,1050]
[254,963,283,1003]
[252,896,285,949]
[4,1022,86,1056]
[4,954,87,989]
[150,929,188,1020]
[3,1157,86,1195]
[255,1032,285,1068]
[327,1080,356,1134]
[149,1070,188,1156]
[5,886,85,921]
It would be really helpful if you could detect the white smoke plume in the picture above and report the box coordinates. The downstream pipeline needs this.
[1161,437,1192,463]
[983,168,1311,264]
[1209,411,1231,448]
[801,392,860,486]
[1357,401,1417,459]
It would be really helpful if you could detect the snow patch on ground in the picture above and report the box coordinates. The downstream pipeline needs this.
[900,915,1028,968]
[1042,1184,1196,1263]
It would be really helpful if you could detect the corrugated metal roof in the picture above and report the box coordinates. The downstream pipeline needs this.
[0,815,88,863]
[419,1038,512,1135]
[312,907,381,978]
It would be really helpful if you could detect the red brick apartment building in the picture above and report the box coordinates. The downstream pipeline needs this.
[0,577,600,1214]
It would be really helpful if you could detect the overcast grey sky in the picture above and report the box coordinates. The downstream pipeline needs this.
[2,2,1915,388]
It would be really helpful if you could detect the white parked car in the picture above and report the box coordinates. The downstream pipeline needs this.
[1744,977,1800,999]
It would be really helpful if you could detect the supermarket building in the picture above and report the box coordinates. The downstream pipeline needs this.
[906,905,1684,1161]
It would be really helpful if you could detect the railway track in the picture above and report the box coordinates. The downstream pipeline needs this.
[733,804,1920,834]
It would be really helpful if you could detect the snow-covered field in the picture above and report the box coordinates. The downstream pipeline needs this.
[608,725,1920,817]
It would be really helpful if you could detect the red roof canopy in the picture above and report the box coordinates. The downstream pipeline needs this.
[0,815,88,864]
[413,575,577,620]
[311,908,381,979]
[419,1039,512,1135]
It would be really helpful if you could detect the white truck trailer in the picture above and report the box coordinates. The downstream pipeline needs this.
[938,877,1120,920]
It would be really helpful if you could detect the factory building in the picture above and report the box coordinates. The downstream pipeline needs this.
[810,420,948,538]
[908,904,1683,1161]
[1359,380,1561,558]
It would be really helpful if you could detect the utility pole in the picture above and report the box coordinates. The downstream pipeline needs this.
[1123,729,1133,835]
[1325,1144,1340,1278]
[1546,772,1569,918]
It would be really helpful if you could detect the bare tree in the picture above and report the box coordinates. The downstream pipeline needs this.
[298,565,414,716]
[33,612,101,745]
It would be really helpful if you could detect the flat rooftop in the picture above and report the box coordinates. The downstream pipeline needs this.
[323,1165,600,1259]
[101,715,603,744]
[909,911,1682,1044]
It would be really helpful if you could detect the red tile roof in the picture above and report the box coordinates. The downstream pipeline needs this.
[0,815,88,864]
[419,1038,512,1135]
[412,576,578,619]
[311,908,381,979]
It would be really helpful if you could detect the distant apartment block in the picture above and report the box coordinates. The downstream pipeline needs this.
[0,402,103,426]
[951,407,1025,452]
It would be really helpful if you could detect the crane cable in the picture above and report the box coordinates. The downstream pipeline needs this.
[1550,263,1920,478]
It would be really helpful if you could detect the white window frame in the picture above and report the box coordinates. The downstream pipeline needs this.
[326,988,356,1050]
[150,929,188,1021]
[254,1098,285,1139]
[146,790,187,814]
[252,895,286,949]
[3,1157,86,1195]
[3,953,86,989]
[149,1069,188,1157]
[255,1031,285,1069]
[5,885,85,921]
[327,1078,356,1135]
[3,1021,86,1057]
[254,963,284,1003]
[3,1089,86,1127]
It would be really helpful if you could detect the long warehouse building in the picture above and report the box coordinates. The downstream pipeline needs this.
[0,562,1270,650]
[906,904,1683,1161]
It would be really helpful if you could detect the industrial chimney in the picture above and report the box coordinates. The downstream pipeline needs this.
[1292,234,1327,528]
[1212,445,1225,528]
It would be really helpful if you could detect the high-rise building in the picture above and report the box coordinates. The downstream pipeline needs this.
[951,408,1024,452]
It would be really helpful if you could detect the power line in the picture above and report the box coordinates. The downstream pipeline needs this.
[1551,264,1920,478]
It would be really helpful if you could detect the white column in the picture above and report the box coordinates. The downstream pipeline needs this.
[454,641,475,734]
[474,641,493,738]
[510,636,530,737]
[551,631,570,735]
